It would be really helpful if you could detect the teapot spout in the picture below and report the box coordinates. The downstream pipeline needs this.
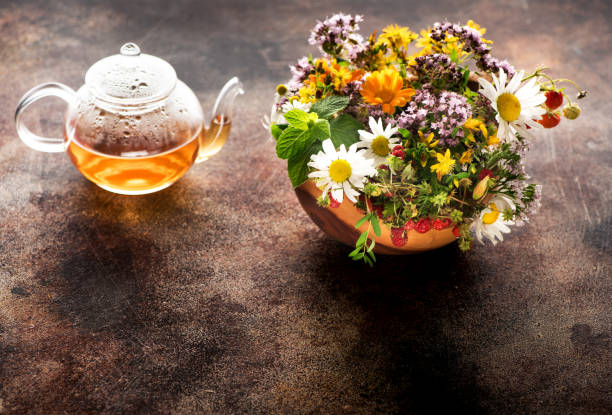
[196,77,244,163]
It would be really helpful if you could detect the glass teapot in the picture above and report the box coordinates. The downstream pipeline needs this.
[15,43,244,195]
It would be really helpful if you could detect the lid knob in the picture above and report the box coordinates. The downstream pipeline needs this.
[120,43,141,56]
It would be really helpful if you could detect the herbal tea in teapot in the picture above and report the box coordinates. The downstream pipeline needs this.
[16,43,243,195]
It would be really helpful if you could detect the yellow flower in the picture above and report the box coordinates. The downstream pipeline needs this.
[330,63,364,90]
[463,117,488,142]
[486,132,500,147]
[298,82,317,103]
[379,25,417,47]
[459,149,473,164]
[418,130,438,147]
[360,68,415,114]
[430,149,456,181]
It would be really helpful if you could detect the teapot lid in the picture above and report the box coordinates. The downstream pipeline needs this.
[85,43,177,105]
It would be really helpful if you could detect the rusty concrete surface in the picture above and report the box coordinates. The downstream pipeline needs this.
[0,0,610,413]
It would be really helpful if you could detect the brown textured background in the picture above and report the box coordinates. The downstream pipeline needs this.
[0,0,611,413]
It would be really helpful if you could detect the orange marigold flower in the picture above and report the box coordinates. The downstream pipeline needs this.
[360,69,415,114]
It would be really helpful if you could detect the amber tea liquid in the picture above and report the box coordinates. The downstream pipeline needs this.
[66,132,200,195]
[197,115,231,162]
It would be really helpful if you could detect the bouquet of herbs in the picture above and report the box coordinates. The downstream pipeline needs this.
[265,13,585,265]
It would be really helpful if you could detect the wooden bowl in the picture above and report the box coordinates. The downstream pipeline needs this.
[295,180,457,255]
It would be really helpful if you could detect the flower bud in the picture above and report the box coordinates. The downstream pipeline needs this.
[563,103,581,120]
[472,176,489,200]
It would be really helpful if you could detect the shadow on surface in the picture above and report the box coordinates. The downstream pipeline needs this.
[309,240,488,413]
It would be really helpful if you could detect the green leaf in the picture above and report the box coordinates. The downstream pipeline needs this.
[355,214,370,229]
[284,109,316,130]
[276,127,311,159]
[366,249,376,262]
[352,252,364,261]
[310,119,331,141]
[451,126,459,138]
[398,128,412,139]
[367,240,375,253]
[310,95,350,119]
[329,113,363,148]
[270,124,286,141]
[370,214,381,237]
[356,231,369,247]
[287,141,322,188]
[462,69,470,87]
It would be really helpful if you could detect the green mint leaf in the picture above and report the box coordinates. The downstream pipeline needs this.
[270,123,286,141]
[284,109,316,130]
[310,95,350,119]
[310,119,330,141]
[329,113,363,148]
[276,127,311,159]
[287,140,322,188]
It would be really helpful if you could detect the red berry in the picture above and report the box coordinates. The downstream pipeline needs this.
[478,169,493,181]
[545,91,563,110]
[328,193,341,208]
[452,226,460,238]
[378,164,389,170]
[404,219,416,231]
[391,227,407,246]
[537,113,561,128]
[391,145,405,158]
[433,218,451,230]
[414,218,432,233]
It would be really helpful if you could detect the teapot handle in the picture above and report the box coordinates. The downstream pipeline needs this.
[15,82,76,153]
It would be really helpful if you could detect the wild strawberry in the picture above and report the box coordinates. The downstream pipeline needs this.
[478,168,493,181]
[328,193,341,208]
[433,218,451,230]
[391,227,407,246]
[452,226,460,238]
[404,219,416,231]
[391,145,405,158]
[544,91,563,110]
[537,113,561,128]
[414,218,432,233]
[563,103,581,120]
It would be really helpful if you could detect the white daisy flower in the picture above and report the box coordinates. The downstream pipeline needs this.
[356,117,400,166]
[471,195,516,245]
[308,139,377,204]
[478,69,546,142]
